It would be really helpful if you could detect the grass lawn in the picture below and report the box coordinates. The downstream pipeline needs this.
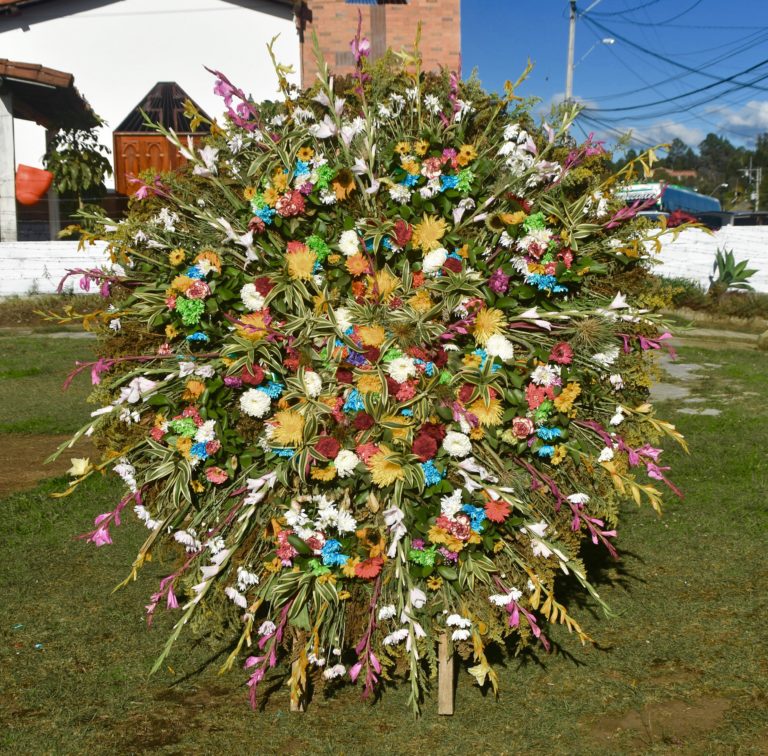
[0,336,766,755]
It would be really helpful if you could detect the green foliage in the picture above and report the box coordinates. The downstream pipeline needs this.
[709,247,758,295]
[43,124,113,210]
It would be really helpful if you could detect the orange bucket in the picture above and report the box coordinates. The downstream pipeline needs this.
[16,164,54,205]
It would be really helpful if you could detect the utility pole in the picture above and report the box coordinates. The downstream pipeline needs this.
[741,157,764,212]
[565,0,577,102]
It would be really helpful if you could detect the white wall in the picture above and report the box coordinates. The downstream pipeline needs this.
[653,226,768,293]
[0,240,110,296]
[0,0,300,186]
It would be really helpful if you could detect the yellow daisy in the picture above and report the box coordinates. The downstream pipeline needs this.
[165,324,178,339]
[414,139,429,156]
[367,445,405,487]
[237,312,269,341]
[472,307,506,344]
[311,465,338,481]
[412,214,448,252]
[357,373,383,394]
[456,143,478,167]
[408,289,433,313]
[272,170,289,192]
[297,146,314,161]
[168,248,186,266]
[270,410,305,446]
[243,186,256,201]
[394,141,412,155]
[263,186,280,206]
[171,275,193,293]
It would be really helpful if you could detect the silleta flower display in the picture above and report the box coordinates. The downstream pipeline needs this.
[55,34,687,713]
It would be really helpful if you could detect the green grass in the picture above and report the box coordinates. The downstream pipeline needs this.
[0,293,103,328]
[0,333,96,434]
[0,343,767,754]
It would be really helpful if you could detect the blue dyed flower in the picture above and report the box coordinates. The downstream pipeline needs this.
[346,351,367,367]
[295,160,310,177]
[321,539,349,567]
[190,442,209,460]
[440,174,459,191]
[401,408,414,417]
[343,389,365,413]
[537,445,555,458]
[186,331,209,342]
[257,381,284,399]
[473,348,501,373]
[461,504,486,532]
[253,204,275,225]
[402,173,420,188]
[272,447,295,458]
[184,265,204,279]
[421,460,444,486]
[537,426,562,441]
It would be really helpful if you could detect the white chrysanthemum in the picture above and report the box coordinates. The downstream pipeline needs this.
[598,446,615,462]
[258,620,276,636]
[441,489,464,518]
[609,406,625,426]
[451,629,471,641]
[377,604,396,621]
[567,493,590,505]
[419,178,442,199]
[443,431,472,458]
[338,229,360,256]
[322,663,346,680]
[592,347,620,368]
[609,373,624,390]
[303,370,322,398]
[194,420,216,443]
[518,227,551,252]
[335,509,357,534]
[240,282,266,311]
[388,184,412,204]
[334,449,360,478]
[485,334,515,362]
[530,364,561,387]
[387,356,417,383]
[239,388,271,418]
[422,246,448,274]
[333,307,353,332]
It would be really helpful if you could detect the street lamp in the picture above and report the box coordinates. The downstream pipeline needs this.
[575,38,615,68]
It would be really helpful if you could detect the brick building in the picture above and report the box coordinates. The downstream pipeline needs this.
[296,0,461,86]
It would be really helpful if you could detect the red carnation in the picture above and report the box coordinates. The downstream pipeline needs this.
[549,342,574,365]
[412,271,425,288]
[363,346,380,363]
[276,189,305,218]
[458,384,475,404]
[241,364,264,385]
[412,433,438,462]
[385,376,401,396]
[353,412,375,431]
[355,556,384,579]
[443,257,463,274]
[336,368,354,384]
[315,436,341,459]
[248,216,266,234]
[419,422,446,442]
[393,219,412,247]
[253,276,273,296]
[433,347,448,368]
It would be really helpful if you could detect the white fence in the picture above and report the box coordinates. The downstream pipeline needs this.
[0,241,110,297]
[1,228,767,297]
[653,226,768,293]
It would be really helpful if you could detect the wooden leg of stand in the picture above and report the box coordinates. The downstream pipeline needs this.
[290,638,306,712]
[438,632,455,716]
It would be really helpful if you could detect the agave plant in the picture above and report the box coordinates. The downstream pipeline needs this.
[708,247,757,297]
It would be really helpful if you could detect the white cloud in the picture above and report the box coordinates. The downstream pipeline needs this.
[626,121,705,149]
[710,100,768,136]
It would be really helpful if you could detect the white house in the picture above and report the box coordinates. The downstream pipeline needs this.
[0,0,301,181]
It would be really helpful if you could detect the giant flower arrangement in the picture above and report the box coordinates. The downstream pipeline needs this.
[56,35,687,713]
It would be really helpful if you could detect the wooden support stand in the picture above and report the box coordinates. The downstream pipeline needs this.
[290,656,306,712]
[438,632,455,716]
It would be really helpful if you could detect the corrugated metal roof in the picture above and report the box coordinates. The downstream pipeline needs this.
[115,81,211,134]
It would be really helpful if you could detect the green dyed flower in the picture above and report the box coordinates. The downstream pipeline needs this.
[169,418,198,437]
[409,546,437,567]
[306,234,331,262]
[176,297,205,325]
[314,164,335,189]
[523,211,547,232]
[456,168,474,193]
[439,370,453,385]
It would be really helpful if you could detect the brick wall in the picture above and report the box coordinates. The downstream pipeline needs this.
[297,0,461,86]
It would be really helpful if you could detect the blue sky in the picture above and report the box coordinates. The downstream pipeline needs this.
[461,0,768,152]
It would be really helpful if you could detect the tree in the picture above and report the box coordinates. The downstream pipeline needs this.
[43,125,112,210]
[663,138,698,171]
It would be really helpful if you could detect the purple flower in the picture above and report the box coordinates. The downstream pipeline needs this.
[489,268,510,294]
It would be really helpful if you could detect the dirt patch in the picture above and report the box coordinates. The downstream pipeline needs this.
[0,433,95,498]
[589,696,731,748]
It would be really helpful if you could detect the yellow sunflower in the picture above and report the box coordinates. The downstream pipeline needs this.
[358,324,386,347]
[412,214,448,252]
[287,247,317,280]
[472,307,506,344]
[237,312,269,341]
[370,268,400,300]
[408,289,433,313]
[243,186,256,201]
[332,168,356,200]
[414,139,430,156]
[394,141,412,155]
[468,397,504,426]
[270,410,305,446]
[381,415,412,441]
[367,445,405,487]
